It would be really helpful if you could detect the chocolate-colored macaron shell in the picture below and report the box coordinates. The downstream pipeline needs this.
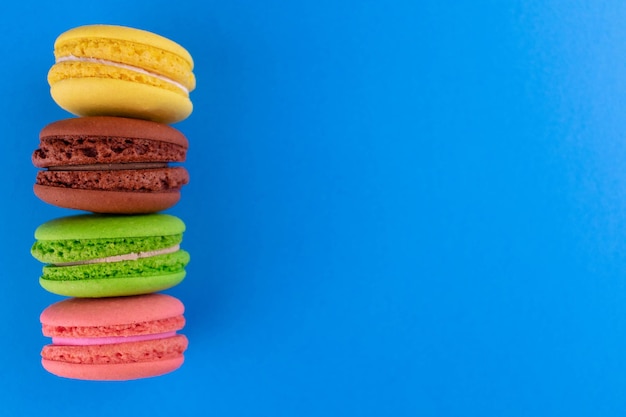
[33,184,183,214]
[36,167,189,192]
[33,116,188,168]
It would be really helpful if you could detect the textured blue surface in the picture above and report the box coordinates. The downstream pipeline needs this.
[3,0,626,415]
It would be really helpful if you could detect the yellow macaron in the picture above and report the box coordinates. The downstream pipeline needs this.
[48,25,196,124]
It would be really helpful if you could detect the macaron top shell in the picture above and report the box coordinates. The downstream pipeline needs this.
[34,213,185,240]
[39,116,189,148]
[33,116,189,168]
[40,293,184,334]
[52,24,195,92]
[54,25,194,68]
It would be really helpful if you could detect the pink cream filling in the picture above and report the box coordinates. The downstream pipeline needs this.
[52,331,177,346]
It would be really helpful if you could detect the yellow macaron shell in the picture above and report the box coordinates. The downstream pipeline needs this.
[48,25,195,124]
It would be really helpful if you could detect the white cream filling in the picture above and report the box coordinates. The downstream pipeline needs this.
[53,244,180,267]
[56,54,189,95]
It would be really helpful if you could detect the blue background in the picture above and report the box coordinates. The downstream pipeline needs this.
[2,0,625,415]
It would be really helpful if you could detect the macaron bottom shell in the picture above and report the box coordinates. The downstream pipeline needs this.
[50,78,193,124]
[34,185,182,214]
[40,270,186,298]
[42,356,185,381]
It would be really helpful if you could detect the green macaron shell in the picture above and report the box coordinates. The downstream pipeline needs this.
[34,214,185,240]
[41,250,189,281]
[39,271,187,298]
[31,234,182,263]
[39,251,189,297]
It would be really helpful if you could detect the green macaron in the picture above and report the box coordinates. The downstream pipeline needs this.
[31,214,190,297]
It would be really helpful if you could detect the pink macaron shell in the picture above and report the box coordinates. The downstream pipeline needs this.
[42,356,185,381]
[41,335,188,381]
[40,293,184,329]
[42,335,188,364]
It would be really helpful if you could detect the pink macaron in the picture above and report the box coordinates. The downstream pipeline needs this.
[40,293,188,381]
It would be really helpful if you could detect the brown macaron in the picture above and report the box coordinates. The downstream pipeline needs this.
[33,116,189,214]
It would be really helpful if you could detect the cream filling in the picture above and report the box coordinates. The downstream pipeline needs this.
[52,331,177,346]
[48,162,169,171]
[53,244,180,267]
[56,54,189,95]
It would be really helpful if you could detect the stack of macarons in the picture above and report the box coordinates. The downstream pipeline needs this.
[31,24,195,381]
